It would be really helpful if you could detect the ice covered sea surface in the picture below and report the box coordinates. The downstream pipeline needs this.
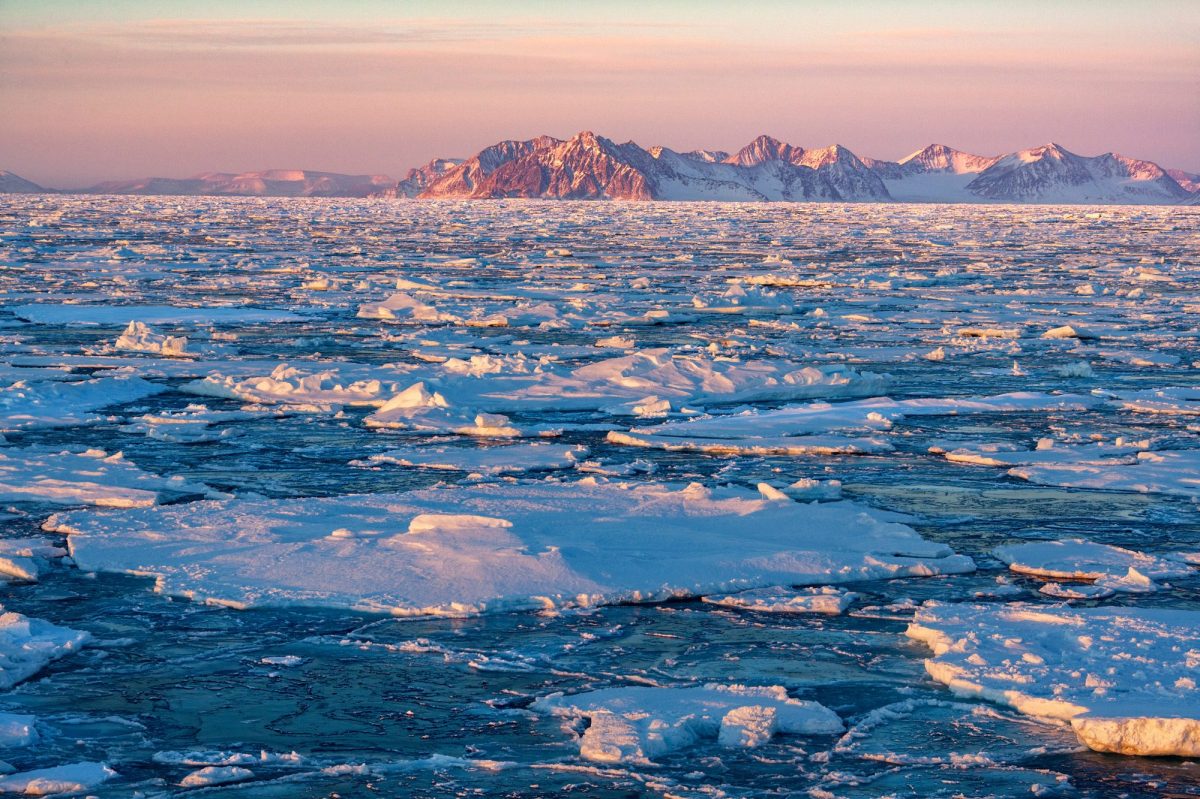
[0,196,1197,797]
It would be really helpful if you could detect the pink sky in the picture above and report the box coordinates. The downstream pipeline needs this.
[2,1,1198,186]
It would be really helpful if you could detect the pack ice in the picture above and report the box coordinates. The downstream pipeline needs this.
[533,684,843,763]
[46,480,974,616]
[908,602,1200,757]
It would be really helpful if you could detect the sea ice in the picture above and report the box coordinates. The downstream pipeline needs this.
[0,712,37,747]
[0,376,163,431]
[0,762,117,795]
[0,447,220,507]
[611,392,1099,455]
[180,765,255,787]
[353,443,587,475]
[907,602,1200,756]
[1009,450,1200,499]
[702,585,859,615]
[113,320,190,356]
[48,480,974,616]
[993,538,1191,584]
[10,304,303,326]
[533,684,842,763]
[0,608,91,690]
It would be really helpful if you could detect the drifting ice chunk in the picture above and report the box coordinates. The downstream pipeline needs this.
[0,447,219,507]
[993,538,1191,583]
[0,376,163,432]
[356,292,460,323]
[0,712,37,747]
[354,443,586,475]
[1009,450,1200,499]
[533,684,842,763]
[691,283,794,315]
[0,762,117,795]
[180,765,255,787]
[1113,386,1200,415]
[185,364,407,409]
[1042,325,1096,340]
[11,304,303,326]
[0,608,91,690]
[364,384,526,437]
[907,602,1200,757]
[48,481,974,617]
[612,392,1099,455]
[703,586,858,615]
[490,350,889,410]
[113,321,189,356]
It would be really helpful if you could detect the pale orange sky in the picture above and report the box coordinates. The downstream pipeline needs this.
[2,1,1198,186]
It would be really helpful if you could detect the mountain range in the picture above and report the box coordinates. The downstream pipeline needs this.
[4,134,1198,204]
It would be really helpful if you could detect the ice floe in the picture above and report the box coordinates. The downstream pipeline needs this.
[353,443,587,475]
[907,602,1200,756]
[10,304,304,326]
[611,392,1100,455]
[48,480,974,616]
[0,608,91,690]
[0,447,220,507]
[0,376,163,431]
[113,320,190,356]
[702,585,859,615]
[992,538,1191,597]
[0,762,117,795]
[533,684,842,763]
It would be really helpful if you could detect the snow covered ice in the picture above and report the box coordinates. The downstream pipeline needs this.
[0,196,1197,796]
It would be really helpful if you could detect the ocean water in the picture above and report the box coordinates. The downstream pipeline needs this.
[0,196,1197,797]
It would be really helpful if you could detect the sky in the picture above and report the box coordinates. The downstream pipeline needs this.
[2,0,1198,186]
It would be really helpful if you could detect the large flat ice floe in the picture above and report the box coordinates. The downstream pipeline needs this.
[47,480,974,616]
[0,762,117,795]
[907,602,1200,757]
[10,303,304,326]
[0,376,163,431]
[0,447,221,507]
[610,392,1100,455]
[0,607,91,690]
[533,684,843,763]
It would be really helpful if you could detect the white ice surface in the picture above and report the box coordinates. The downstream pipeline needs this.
[907,602,1200,756]
[0,608,91,690]
[47,480,974,616]
[0,712,37,747]
[10,304,304,326]
[702,585,859,615]
[0,376,163,431]
[611,392,1100,455]
[113,321,190,357]
[993,538,1192,582]
[354,443,587,475]
[1009,450,1200,499]
[533,684,842,763]
[0,447,220,507]
[0,762,117,795]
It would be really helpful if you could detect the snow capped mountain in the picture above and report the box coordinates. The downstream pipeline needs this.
[0,171,46,193]
[388,158,463,198]
[421,132,656,200]
[418,132,891,201]
[899,143,1000,175]
[723,135,805,167]
[81,170,394,198]
[964,144,1189,204]
[6,139,1194,204]
[1167,168,1200,193]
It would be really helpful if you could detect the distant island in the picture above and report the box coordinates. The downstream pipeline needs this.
[5,132,1199,205]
